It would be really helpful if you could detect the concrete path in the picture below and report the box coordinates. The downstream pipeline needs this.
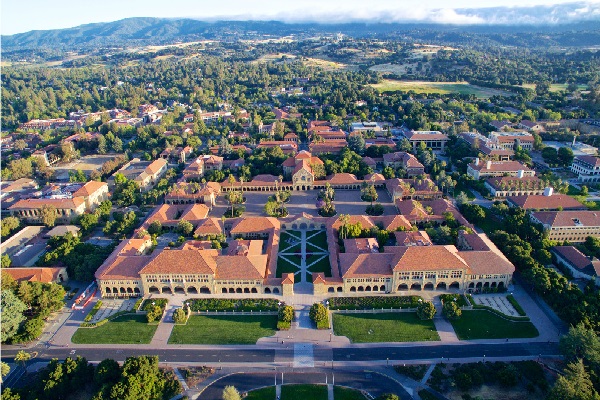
[327,383,334,400]
[150,298,181,346]
[276,384,281,399]
[432,299,459,342]
[421,364,436,384]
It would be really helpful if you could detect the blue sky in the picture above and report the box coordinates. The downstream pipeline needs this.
[2,0,599,35]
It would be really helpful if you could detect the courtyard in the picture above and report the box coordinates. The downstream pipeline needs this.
[276,230,331,283]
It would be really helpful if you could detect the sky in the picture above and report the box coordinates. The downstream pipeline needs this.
[2,0,600,35]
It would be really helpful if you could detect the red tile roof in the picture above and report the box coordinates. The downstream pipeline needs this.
[2,267,65,283]
[9,197,85,210]
[531,211,600,227]
[507,194,586,210]
[139,249,218,275]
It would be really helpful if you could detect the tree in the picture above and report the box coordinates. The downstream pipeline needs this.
[222,385,241,400]
[348,134,366,154]
[442,301,462,320]
[112,137,123,153]
[1,216,20,238]
[558,146,574,166]
[97,135,108,154]
[1,361,10,380]
[1,254,12,268]
[69,169,87,182]
[416,301,436,320]
[14,139,27,151]
[148,220,162,235]
[40,204,59,227]
[559,323,600,367]
[455,192,469,206]
[309,303,328,324]
[177,220,194,236]
[146,305,163,323]
[94,358,121,386]
[361,182,378,205]
[460,204,485,224]
[375,395,399,400]
[1,290,26,343]
[14,351,31,367]
[279,305,294,323]
[547,360,599,400]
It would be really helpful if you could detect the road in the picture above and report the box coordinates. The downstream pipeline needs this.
[1,342,559,366]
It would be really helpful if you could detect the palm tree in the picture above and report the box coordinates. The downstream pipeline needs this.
[14,351,31,368]
[338,214,350,239]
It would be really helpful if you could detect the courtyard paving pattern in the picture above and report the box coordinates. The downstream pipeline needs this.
[471,295,519,317]
[277,230,330,283]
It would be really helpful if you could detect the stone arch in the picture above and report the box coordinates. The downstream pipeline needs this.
[222,288,228,293]
[265,288,272,294]
[411,283,422,290]
[236,288,243,293]
[328,287,335,293]
[112,287,118,294]
[337,287,342,292]
[450,282,460,289]
[350,286,357,292]
[162,287,172,294]
[398,284,409,291]
[424,282,434,290]
[244,288,250,293]
[436,282,447,290]
[358,286,364,292]
[498,282,505,289]
[127,287,133,294]
[200,286,211,294]
[174,287,185,294]
[365,286,372,292]
[120,287,126,294]
[483,282,490,288]
[468,282,475,289]
[134,287,140,294]
[491,282,497,288]
[273,288,280,294]
[251,288,258,293]
[105,287,112,294]
[149,286,160,294]
[229,288,235,293]
[476,282,483,289]
[380,285,386,291]
[187,287,198,294]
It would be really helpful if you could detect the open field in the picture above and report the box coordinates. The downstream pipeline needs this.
[450,310,539,340]
[168,315,278,344]
[303,57,357,71]
[371,79,512,98]
[518,83,588,92]
[332,312,439,343]
[281,385,328,399]
[71,314,157,344]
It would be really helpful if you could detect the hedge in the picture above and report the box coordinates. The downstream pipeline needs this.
[328,296,422,310]
[506,294,526,316]
[277,321,291,330]
[84,301,103,322]
[316,319,330,330]
[79,310,131,328]
[189,298,281,312]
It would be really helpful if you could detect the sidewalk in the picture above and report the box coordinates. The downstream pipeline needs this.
[432,299,459,342]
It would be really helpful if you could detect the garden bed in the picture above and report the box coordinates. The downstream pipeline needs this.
[329,295,422,310]
[189,298,281,312]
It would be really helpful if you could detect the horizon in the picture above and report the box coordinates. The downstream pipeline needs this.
[2,0,600,36]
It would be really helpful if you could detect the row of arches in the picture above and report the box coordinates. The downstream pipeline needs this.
[105,287,140,295]
[349,285,387,292]
[221,287,259,294]
[468,282,505,289]
[328,287,344,293]
[396,282,461,291]
[148,286,211,294]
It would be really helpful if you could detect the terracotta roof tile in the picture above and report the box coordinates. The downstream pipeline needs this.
[139,249,218,275]
[508,194,585,210]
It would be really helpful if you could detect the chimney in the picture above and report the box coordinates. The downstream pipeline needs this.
[486,160,492,169]
[544,187,553,196]
[475,157,480,166]
[517,170,524,179]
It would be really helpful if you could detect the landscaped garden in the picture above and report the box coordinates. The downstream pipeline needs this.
[450,310,539,340]
[279,231,302,253]
[188,298,281,312]
[307,255,332,277]
[332,312,439,343]
[71,313,158,344]
[276,256,300,277]
[244,385,365,400]
[168,315,278,344]
[306,231,328,249]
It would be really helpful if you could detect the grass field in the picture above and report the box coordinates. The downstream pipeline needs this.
[279,231,302,253]
[334,386,367,400]
[332,312,439,343]
[245,386,277,400]
[71,314,157,344]
[370,80,511,98]
[307,256,332,277]
[306,231,328,249]
[168,315,278,344]
[281,385,328,399]
[244,385,362,400]
[276,256,300,277]
[450,310,539,340]
[518,83,587,92]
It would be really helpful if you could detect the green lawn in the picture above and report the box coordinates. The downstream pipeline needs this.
[332,312,440,343]
[245,386,276,400]
[370,80,511,98]
[307,256,332,277]
[71,314,158,344]
[276,256,300,277]
[279,232,302,253]
[281,385,328,399]
[306,231,328,249]
[450,310,539,340]
[334,386,366,400]
[168,315,278,344]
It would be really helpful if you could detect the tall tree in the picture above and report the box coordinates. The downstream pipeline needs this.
[1,290,26,343]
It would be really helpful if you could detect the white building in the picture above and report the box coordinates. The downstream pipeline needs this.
[571,155,600,183]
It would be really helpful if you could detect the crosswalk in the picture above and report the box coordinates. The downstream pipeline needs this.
[293,343,314,368]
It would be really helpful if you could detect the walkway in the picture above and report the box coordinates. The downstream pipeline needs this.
[431,298,459,342]
[277,229,329,284]
[150,298,182,346]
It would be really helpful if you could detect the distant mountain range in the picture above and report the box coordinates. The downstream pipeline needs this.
[3,17,600,50]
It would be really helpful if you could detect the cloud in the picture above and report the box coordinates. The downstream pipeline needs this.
[195,1,600,25]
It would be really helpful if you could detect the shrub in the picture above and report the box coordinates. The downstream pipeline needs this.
[417,301,436,320]
[443,302,462,320]
[173,308,187,324]
[147,305,164,323]
[278,305,294,323]
[328,296,421,310]
[506,294,526,316]
[366,203,384,216]
[84,301,103,322]
[277,321,291,330]
[394,365,428,381]
[309,303,329,329]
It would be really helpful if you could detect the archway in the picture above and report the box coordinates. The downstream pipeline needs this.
[105,287,112,294]
[365,286,371,292]
[411,283,422,290]
[222,288,228,294]
[236,288,243,293]
[273,288,280,294]
[498,282,505,289]
[174,287,185,294]
[328,287,335,293]
[358,286,364,292]
[398,284,409,291]
[162,287,172,294]
[229,288,235,293]
[468,282,475,289]
[188,287,198,294]
[380,285,385,291]
[134,287,140,294]
[476,282,482,289]
[251,288,258,293]
[200,286,211,294]
[300,223,307,230]
[337,287,342,292]
[149,286,160,294]
[127,287,133,294]
[491,282,497,288]
[120,287,126,294]
[350,286,356,292]
[424,283,434,290]
[244,288,250,293]
[436,282,447,290]
[450,282,460,289]
[265,288,272,294]
[483,282,490,288]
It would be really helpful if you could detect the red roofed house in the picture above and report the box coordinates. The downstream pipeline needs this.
[507,192,586,211]
[402,131,449,152]
[552,246,600,285]
[72,181,109,211]
[530,211,600,242]
[9,197,87,224]
[467,159,534,180]
[383,152,425,177]
[571,155,600,183]
[2,267,68,283]
[134,158,168,192]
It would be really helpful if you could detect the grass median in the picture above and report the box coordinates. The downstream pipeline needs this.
[71,314,158,344]
[332,312,439,343]
[168,314,278,344]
